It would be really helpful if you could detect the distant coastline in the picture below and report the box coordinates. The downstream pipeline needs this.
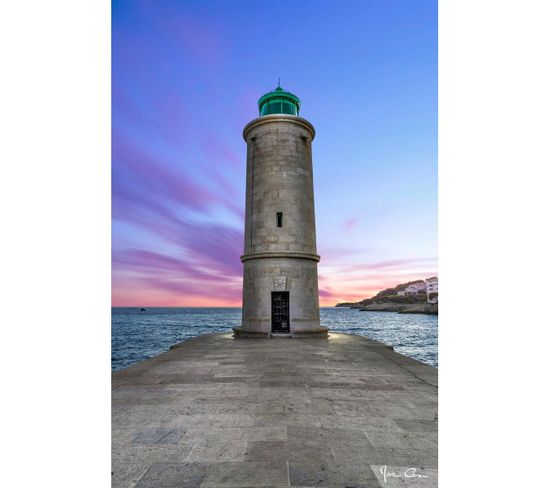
[335,278,439,315]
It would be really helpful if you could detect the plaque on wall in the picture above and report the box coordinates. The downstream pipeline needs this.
[273,276,287,291]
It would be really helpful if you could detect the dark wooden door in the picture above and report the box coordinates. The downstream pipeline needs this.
[271,292,290,333]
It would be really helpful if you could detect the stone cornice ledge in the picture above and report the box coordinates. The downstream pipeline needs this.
[241,251,321,263]
[243,115,315,141]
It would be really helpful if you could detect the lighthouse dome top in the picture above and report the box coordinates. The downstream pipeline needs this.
[258,85,301,117]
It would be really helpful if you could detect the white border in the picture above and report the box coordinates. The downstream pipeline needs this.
[1,2,110,486]
[441,1,550,486]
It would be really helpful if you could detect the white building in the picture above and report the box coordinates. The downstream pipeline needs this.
[426,276,438,303]
[401,282,427,296]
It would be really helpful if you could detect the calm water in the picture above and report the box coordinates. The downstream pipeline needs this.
[112,307,438,371]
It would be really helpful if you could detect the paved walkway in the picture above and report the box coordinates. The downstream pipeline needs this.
[112,332,437,487]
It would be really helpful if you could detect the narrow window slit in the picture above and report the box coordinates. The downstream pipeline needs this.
[277,212,283,228]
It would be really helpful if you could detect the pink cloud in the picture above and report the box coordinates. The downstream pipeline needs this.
[343,217,359,231]
[201,131,242,169]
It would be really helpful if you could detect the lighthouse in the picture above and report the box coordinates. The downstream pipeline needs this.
[233,86,328,338]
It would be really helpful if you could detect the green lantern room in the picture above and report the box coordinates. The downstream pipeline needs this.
[258,85,301,117]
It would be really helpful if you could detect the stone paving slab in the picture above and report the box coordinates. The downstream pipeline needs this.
[112,332,438,487]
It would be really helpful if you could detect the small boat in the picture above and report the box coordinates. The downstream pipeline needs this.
[140,308,146,312]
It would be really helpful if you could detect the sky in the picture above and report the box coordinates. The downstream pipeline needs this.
[112,0,437,307]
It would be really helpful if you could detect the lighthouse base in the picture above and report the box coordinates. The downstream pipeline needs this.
[233,326,329,339]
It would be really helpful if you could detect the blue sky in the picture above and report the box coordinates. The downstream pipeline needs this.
[112,0,437,305]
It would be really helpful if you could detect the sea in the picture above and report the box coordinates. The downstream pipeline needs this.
[112,307,438,371]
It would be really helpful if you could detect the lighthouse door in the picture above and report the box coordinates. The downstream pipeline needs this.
[271,292,290,333]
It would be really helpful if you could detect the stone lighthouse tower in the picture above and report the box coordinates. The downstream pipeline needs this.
[233,86,328,338]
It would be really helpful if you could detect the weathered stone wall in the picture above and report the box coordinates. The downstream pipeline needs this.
[239,115,323,335]
[243,115,317,255]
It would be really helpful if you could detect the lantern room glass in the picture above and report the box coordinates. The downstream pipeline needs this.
[258,86,301,117]
[260,98,298,116]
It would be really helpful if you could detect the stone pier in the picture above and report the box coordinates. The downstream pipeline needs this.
[112,333,437,487]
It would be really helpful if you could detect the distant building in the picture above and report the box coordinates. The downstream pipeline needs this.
[407,282,426,295]
[399,282,427,296]
[426,276,438,303]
